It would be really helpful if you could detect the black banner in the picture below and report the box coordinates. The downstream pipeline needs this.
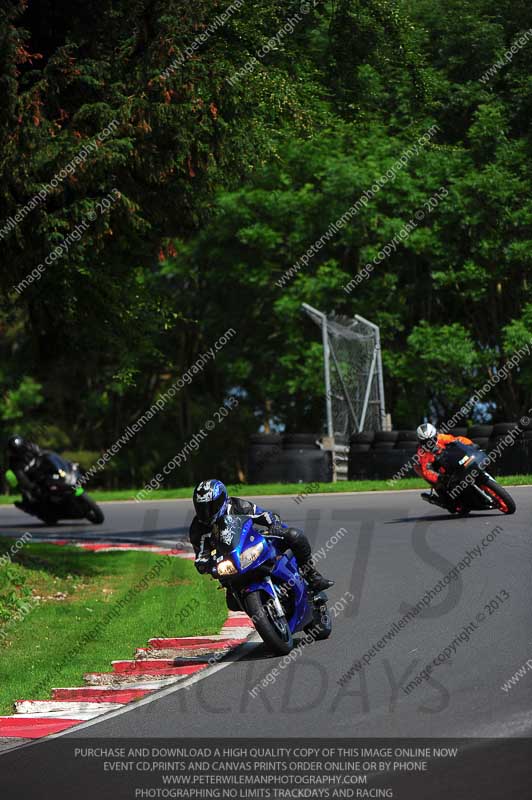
[1,738,531,800]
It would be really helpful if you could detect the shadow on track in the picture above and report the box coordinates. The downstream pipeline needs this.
[220,632,322,665]
[0,521,93,530]
[386,512,500,523]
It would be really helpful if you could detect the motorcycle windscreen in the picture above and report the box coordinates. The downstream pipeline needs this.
[212,515,251,553]
[40,452,72,474]
[437,441,468,466]
[439,441,488,471]
[39,453,79,487]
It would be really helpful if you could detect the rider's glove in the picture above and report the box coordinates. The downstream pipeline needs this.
[269,522,285,537]
[5,470,17,489]
[194,555,212,574]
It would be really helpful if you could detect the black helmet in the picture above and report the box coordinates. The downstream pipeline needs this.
[6,435,39,462]
[7,434,27,454]
[193,479,228,525]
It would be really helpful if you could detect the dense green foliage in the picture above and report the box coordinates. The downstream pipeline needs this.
[1,0,531,486]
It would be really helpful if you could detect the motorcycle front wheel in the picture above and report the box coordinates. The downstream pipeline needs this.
[479,478,516,515]
[83,495,105,524]
[244,590,293,655]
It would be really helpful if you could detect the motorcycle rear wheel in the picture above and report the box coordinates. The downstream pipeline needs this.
[244,590,293,655]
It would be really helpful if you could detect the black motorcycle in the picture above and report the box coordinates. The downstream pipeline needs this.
[421,440,516,516]
[7,453,104,525]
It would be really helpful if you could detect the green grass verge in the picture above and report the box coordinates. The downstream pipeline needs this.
[1,475,530,504]
[0,539,226,715]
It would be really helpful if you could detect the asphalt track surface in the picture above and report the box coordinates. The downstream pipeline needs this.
[1,489,531,738]
[1,490,531,797]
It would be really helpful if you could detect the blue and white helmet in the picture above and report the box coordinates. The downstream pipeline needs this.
[193,479,228,525]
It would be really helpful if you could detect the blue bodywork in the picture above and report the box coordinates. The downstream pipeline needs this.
[212,515,314,634]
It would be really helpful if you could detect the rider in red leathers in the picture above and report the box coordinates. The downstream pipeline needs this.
[415,423,474,510]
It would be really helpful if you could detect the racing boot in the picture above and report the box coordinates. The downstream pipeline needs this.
[421,490,446,509]
[301,561,334,591]
[283,527,335,591]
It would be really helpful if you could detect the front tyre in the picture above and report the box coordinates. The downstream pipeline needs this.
[479,478,516,515]
[244,590,293,655]
[84,495,105,524]
[39,514,59,526]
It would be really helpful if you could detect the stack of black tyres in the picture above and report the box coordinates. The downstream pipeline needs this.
[247,433,333,484]
[370,432,397,480]
[283,434,319,450]
[520,418,532,474]
[371,431,415,480]
[373,431,398,450]
[347,420,532,481]
[247,433,283,484]
[372,432,397,479]
[521,417,532,442]
[490,422,519,444]
[348,432,374,479]
[466,424,492,451]
[487,422,523,475]
[349,431,419,479]
[468,421,532,474]
[452,427,468,438]
[395,430,418,453]
[349,432,374,453]
[281,433,332,483]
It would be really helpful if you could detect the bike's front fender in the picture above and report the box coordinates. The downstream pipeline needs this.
[240,579,276,599]
[240,575,312,635]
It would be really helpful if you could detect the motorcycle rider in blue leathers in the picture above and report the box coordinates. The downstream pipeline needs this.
[189,479,334,592]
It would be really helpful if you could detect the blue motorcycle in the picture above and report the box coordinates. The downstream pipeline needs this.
[209,515,332,655]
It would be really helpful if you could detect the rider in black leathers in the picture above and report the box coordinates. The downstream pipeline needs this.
[189,479,334,592]
[5,435,45,507]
